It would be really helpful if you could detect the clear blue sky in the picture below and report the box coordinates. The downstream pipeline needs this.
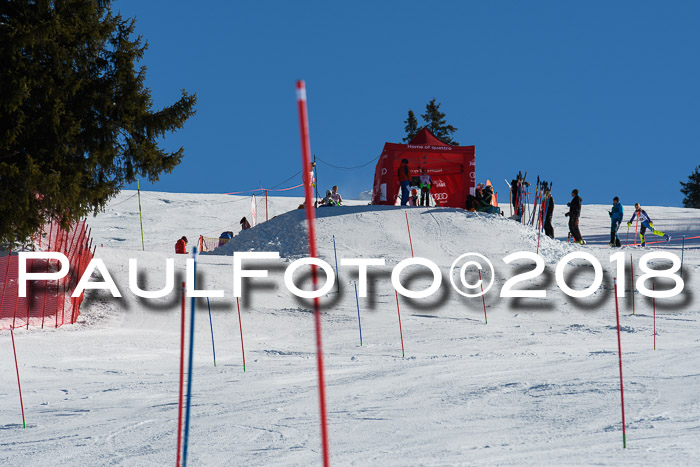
[116,0,698,207]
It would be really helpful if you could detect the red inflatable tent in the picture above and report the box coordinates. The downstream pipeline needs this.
[371,128,475,208]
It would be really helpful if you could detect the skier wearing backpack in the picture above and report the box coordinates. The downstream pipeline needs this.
[565,189,584,244]
[609,197,623,247]
[626,203,669,246]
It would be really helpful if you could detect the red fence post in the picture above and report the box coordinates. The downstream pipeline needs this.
[0,245,11,314]
[26,254,32,329]
[40,259,48,329]
[47,221,54,251]
[12,246,23,329]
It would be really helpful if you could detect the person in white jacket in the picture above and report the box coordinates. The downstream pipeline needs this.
[330,185,343,205]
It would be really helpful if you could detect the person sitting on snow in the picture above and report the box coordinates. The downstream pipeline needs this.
[175,236,188,254]
[320,190,337,207]
[240,217,251,230]
[627,203,669,246]
[330,185,343,205]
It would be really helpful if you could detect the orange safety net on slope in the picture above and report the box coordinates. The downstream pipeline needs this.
[0,220,95,330]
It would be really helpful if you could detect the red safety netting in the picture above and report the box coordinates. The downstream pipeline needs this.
[0,219,95,330]
[199,236,230,252]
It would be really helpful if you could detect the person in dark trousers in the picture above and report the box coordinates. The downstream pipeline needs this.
[419,168,432,206]
[565,189,584,244]
[398,159,410,206]
[627,203,669,246]
[175,236,188,254]
[609,197,623,247]
[543,189,555,239]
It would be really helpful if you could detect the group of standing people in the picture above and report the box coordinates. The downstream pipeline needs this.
[398,159,434,207]
[510,171,669,247]
[567,191,668,247]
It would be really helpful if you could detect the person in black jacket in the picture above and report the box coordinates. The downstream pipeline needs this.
[565,189,584,244]
[543,189,555,239]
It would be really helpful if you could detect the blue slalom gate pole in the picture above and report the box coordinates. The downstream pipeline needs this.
[354,281,363,346]
[681,235,685,278]
[182,247,197,467]
[206,297,217,367]
[332,234,340,293]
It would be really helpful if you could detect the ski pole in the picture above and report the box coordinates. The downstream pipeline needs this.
[332,235,339,294]
[681,235,685,278]
[206,297,216,367]
[354,281,363,346]
[10,326,26,429]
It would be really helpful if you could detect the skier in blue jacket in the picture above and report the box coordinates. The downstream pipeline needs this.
[609,197,623,247]
[626,203,670,246]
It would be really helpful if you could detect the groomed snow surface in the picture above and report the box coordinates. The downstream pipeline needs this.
[1,190,699,465]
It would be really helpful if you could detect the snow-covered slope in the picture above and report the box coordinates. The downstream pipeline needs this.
[1,190,698,466]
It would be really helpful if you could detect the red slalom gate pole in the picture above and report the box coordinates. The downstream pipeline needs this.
[10,327,26,429]
[176,282,185,467]
[653,282,656,351]
[394,290,405,358]
[630,254,635,315]
[478,269,487,324]
[236,297,247,372]
[296,80,330,467]
[613,278,627,448]
[405,211,414,258]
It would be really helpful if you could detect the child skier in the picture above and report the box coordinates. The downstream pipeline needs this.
[626,203,669,246]
[609,197,623,247]
[408,188,419,206]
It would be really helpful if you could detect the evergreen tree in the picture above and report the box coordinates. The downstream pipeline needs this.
[680,165,700,208]
[402,110,420,143]
[421,98,458,145]
[0,0,197,244]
